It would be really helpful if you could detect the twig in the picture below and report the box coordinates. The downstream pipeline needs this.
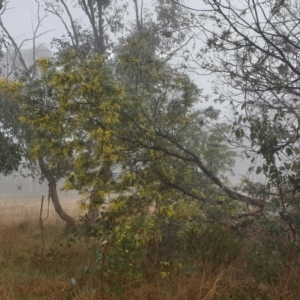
[39,194,50,258]
[39,195,44,226]
[39,195,45,257]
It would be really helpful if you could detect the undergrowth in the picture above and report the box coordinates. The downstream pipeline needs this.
[0,203,300,300]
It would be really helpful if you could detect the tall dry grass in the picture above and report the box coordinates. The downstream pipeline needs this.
[0,196,88,300]
[0,198,300,299]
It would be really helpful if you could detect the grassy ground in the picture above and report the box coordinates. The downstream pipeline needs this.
[0,199,300,299]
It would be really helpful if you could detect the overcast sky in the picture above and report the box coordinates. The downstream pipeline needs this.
[1,0,85,46]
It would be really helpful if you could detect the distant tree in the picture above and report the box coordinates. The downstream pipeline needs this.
[0,3,75,226]
[0,133,22,175]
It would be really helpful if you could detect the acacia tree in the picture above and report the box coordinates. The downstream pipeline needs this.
[18,45,237,227]
[0,2,76,225]
[1,0,258,228]
[36,0,196,221]
[60,1,241,220]
[0,0,196,224]
[40,0,127,220]
[0,0,126,224]
[0,71,77,225]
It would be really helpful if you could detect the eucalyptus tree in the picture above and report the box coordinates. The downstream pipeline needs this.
[169,0,300,236]
[44,0,125,56]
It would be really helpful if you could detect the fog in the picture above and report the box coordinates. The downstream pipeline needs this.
[0,153,252,200]
[0,173,78,199]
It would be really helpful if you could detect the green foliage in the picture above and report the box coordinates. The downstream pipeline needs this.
[0,74,72,182]
[0,79,27,174]
[6,42,236,217]
[75,203,242,297]
[0,132,22,175]
[246,236,300,285]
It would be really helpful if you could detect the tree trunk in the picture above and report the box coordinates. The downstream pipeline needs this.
[96,0,105,55]
[48,180,76,226]
[38,157,75,226]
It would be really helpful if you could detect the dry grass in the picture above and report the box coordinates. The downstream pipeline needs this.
[0,196,88,300]
[0,199,300,299]
[0,194,80,225]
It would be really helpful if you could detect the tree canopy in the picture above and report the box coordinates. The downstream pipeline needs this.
[2,0,300,234]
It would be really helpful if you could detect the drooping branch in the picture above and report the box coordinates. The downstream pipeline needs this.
[153,135,265,208]
[170,0,300,216]
[117,130,265,209]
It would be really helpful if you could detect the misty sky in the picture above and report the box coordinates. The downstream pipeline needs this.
[2,0,80,46]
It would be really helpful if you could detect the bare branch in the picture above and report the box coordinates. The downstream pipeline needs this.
[60,0,79,47]
[0,20,28,72]
[45,2,76,47]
